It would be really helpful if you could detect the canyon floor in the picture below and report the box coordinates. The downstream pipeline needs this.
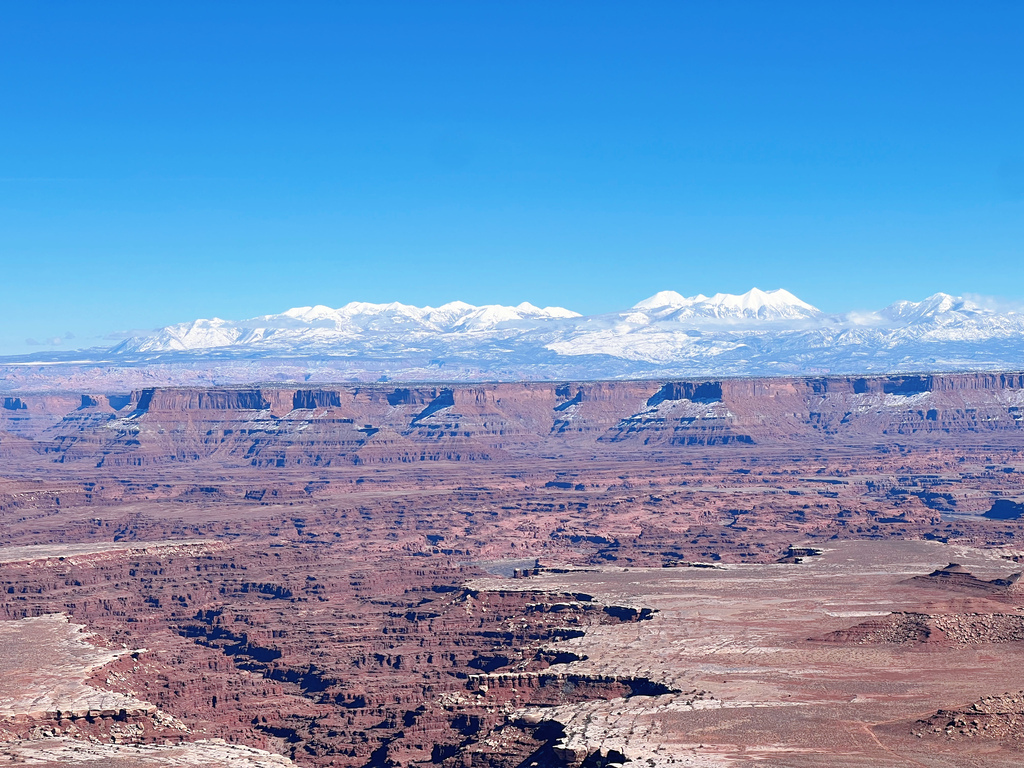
[2,374,1024,766]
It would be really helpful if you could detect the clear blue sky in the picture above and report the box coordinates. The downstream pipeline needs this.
[1,2,1022,354]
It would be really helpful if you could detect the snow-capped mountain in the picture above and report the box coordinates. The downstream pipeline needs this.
[20,289,1024,381]
[112,301,580,354]
[631,287,822,322]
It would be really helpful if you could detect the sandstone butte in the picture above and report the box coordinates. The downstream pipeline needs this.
[1,372,1024,766]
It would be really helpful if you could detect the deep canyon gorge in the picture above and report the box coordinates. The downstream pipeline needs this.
[2,373,1024,766]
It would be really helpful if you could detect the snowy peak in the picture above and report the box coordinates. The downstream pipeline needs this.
[109,317,238,353]
[633,288,821,322]
[700,288,820,320]
[632,291,704,310]
[880,293,990,324]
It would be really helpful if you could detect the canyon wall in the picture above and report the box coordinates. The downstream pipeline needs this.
[2,372,1022,470]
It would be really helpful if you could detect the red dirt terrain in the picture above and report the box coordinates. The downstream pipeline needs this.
[2,373,1024,766]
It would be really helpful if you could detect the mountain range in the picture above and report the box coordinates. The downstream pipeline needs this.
[7,289,1024,384]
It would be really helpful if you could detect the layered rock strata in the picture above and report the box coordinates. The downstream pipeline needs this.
[0,375,1023,765]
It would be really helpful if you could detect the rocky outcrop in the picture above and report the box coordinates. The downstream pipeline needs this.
[914,691,1024,741]
[819,611,1024,645]
[908,563,1024,593]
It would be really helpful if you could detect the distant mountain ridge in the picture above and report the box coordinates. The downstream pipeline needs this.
[112,300,580,354]
[6,289,1024,385]
[630,287,822,321]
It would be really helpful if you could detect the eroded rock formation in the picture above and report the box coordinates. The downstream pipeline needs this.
[1,374,1024,765]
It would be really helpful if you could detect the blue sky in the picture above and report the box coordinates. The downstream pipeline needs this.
[1,2,1022,354]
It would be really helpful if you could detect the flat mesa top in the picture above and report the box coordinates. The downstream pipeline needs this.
[0,738,296,767]
[0,539,217,565]
[0,614,147,719]
[468,539,1024,767]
